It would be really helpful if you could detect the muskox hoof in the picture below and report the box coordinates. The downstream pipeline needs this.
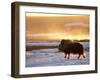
[83,55,85,58]
[68,56,70,59]
[78,55,81,59]
[64,56,66,58]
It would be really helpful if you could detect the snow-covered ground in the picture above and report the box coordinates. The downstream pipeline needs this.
[26,41,89,67]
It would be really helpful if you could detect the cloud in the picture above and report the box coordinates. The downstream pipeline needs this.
[27,33,70,37]
[65,22,89,27]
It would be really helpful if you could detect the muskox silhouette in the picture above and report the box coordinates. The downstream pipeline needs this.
[59,40,85,59]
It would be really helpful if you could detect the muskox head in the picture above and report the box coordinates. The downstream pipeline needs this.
[59,39,72,51]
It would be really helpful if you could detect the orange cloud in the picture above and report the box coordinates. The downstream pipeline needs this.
[26,13,90,41]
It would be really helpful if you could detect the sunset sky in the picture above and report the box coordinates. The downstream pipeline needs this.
[26,13,90,41]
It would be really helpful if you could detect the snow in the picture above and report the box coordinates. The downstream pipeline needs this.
[26,41,60,46]
[26,41,89,67]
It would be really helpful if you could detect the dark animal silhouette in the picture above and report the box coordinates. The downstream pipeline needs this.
[59,40,85,59]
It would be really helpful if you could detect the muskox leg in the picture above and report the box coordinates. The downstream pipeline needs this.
[64,53,67,59]
[68,53,70,59]
[78,54,81,59]
[78,53,85,59]
[82,54,85,58]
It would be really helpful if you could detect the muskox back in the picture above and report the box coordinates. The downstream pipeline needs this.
[59,40,85,59]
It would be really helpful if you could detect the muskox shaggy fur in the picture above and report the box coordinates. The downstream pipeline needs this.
[59,40,85,59]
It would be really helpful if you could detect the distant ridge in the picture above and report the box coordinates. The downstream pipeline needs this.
[26,39,89,42]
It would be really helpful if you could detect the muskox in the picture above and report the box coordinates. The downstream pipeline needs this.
[59,40,85,59]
